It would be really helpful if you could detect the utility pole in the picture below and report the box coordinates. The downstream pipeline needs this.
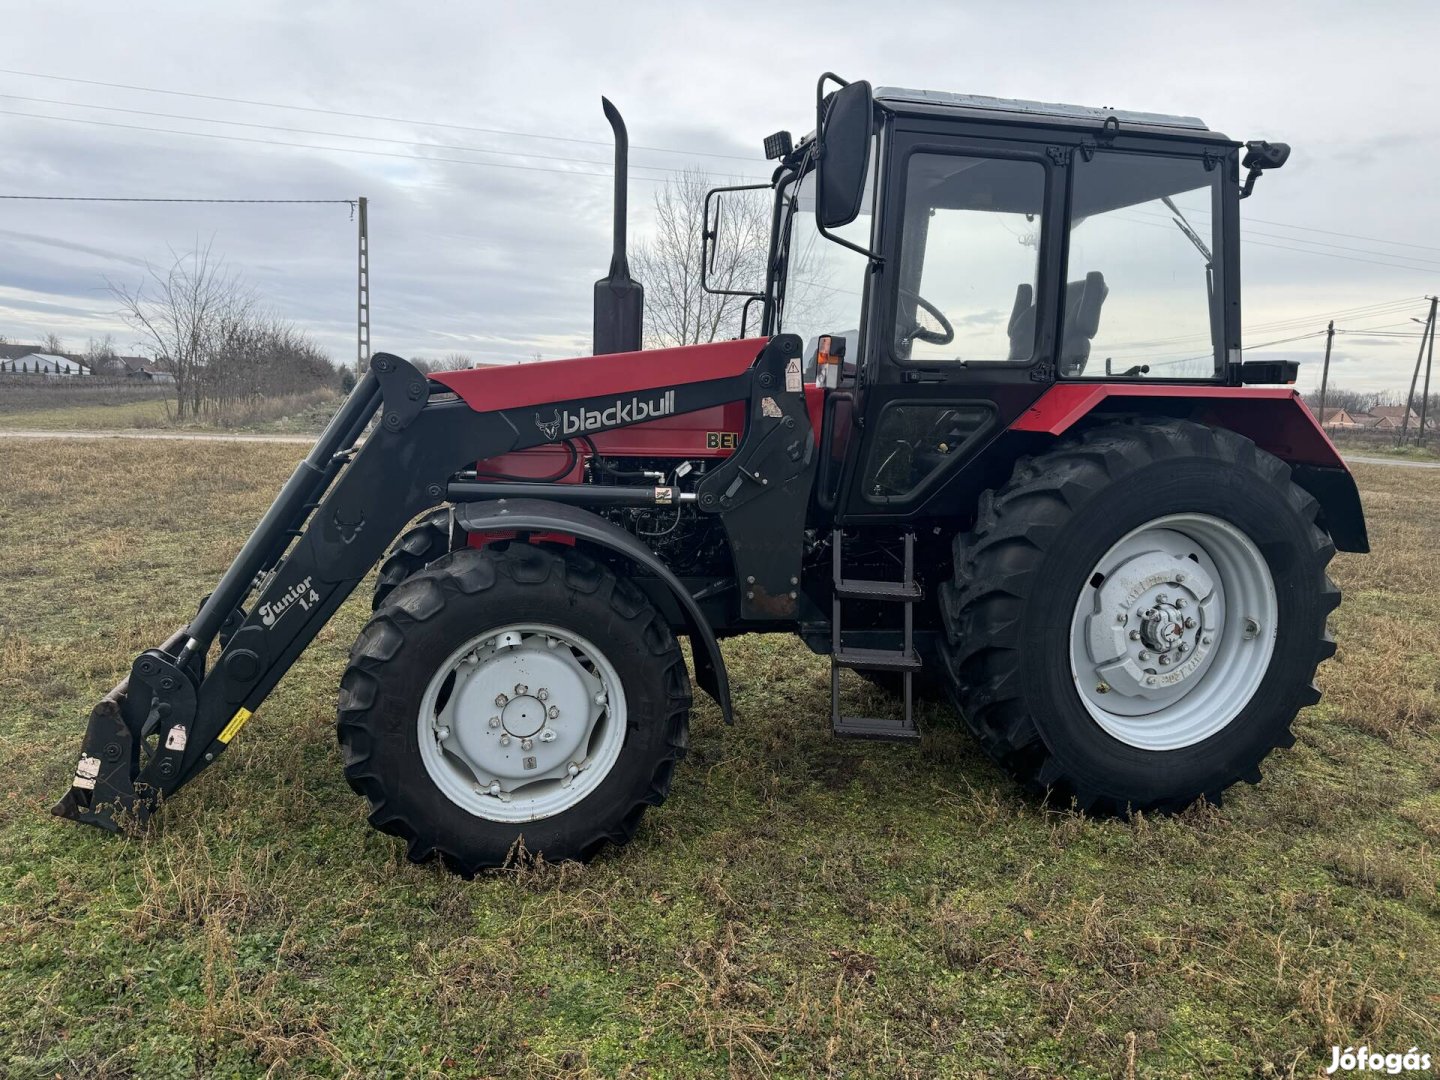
[1317,319,1335,428]
[1401,296,1436,445]
[356,195,370,376]
[1420,298,1436,446]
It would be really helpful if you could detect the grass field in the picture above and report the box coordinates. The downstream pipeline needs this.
[0,438,1436,1079]
[0,386,338,433]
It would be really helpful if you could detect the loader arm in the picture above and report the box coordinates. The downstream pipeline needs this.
[55,346,768,832]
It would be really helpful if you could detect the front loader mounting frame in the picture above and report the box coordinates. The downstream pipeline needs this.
[55,338,809,832]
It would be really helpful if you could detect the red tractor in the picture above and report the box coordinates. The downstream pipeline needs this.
[57,76,1366,873]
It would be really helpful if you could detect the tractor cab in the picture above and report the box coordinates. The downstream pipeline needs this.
[708,76,1291,523]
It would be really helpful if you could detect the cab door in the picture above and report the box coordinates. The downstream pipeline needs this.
[834,125,1069,521]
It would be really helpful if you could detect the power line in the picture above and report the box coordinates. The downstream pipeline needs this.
[0,92,733,178]
[0,107,771,185]
[0,195,354,204]
[0,67,761,163]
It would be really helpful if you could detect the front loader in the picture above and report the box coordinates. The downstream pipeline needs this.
[57,75,1368,873]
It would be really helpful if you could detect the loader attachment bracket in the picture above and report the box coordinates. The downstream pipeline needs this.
[697,334,817,620]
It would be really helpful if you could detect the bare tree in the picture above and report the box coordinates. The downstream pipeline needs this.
[110,242,332,422]
[629,168,770,347]
[42,331,65,354]
[84,334,122,375]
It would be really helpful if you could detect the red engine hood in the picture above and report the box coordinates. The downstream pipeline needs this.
[430,338,768,412]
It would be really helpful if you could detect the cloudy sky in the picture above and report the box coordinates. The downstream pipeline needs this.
[2,0,1436,394]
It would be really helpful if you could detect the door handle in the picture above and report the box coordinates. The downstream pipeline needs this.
[901,370,947,383]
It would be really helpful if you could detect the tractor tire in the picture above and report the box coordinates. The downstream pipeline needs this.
[939,419,1339,814]
[372,510,456,610]
[339,544,692,873]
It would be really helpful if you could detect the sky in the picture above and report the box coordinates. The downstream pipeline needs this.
[1,0,1436,395]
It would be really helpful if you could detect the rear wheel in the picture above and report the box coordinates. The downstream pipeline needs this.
[340,545,691,872]
[939,419,1339,813]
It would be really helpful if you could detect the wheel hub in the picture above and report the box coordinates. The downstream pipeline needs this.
[1069,514,1279,752]
[1084,548,1219,698]
[426,629,616,816]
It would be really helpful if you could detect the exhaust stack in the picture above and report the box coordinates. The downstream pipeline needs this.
[593,97,644,355]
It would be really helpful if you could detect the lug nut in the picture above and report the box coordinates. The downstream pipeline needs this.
[521,738,533,751]
[435,726,450,741]
[1156,593,1168,604]
[1159,655,1171,666]
[1138,651,1151,661]
[1144,608,1157,619]
[1176,598,1188,609]
[539,729,557,743]
[1175,572,1187,583]
[1129,630,1141,641]
[488,781,502,796]
[1184,617,1196,629]
[548,705,559,719]
[488,716,501,728]
[1177,642,1189,653]
[1202,635,1213,645]
[537,689,549,702]
[594,692,606,705]
[499,734,511,747]
[495,693,508,707]
[1115,613,1127,624]
[514,683,528,696]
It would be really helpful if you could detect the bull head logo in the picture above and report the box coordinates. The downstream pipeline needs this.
[535,409,561,441]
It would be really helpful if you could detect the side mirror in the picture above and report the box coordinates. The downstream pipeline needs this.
[701,182,770,301]
[816,79,874,230]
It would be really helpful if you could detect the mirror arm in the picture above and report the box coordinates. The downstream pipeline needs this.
[815,218,885,268]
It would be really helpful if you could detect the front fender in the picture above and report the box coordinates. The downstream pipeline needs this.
[453,498,733,723]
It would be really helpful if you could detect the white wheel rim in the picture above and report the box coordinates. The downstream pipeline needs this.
[416,623,627,822]
[1068,513,1278,751]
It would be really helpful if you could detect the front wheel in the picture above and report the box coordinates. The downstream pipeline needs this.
[339,545,692,872]
[940,420,1340,813]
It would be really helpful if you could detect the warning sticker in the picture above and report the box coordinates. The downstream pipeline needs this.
[73,754,101,791]
[761,396,782,418]
[164,726,189,752]
[784,357,802,393]
[218,707,252,744]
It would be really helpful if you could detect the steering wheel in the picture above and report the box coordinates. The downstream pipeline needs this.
[899,287,955,346]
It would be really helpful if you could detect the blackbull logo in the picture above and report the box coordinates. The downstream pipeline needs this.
[535,390,676,441]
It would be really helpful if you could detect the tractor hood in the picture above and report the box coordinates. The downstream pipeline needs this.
[429,338,767,412]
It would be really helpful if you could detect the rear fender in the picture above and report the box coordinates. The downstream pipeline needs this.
[1011,385,1369,552]
[452,498,733,723]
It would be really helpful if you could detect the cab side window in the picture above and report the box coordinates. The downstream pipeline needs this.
[895,154,1047,364]
[1062,152,1222,379]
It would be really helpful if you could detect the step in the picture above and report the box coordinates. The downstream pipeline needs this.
[835,578,922,602]
[833,713,922,741]
[833,646,922,673]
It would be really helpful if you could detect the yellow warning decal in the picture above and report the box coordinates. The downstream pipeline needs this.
[218,708,252,744]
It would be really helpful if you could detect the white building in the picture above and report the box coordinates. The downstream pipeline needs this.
[2,353,91,376]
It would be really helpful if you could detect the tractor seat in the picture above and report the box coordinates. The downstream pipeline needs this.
[1058,271,1108,377]
[1006,284,1036,361]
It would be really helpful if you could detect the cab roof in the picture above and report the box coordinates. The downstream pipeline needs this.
[874,86,1230,142]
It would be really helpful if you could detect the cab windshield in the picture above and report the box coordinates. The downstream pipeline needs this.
[774,161,873,376]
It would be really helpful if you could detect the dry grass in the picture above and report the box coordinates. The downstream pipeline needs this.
[0,441,1437,1078]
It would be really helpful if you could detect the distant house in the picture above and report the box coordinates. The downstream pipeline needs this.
[1,352,90,376]
[1304,403,1360,430]
[123,359,175,384]
[1364,405,1423,430]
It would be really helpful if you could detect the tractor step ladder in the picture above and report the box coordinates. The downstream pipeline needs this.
[830,529,922,741]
